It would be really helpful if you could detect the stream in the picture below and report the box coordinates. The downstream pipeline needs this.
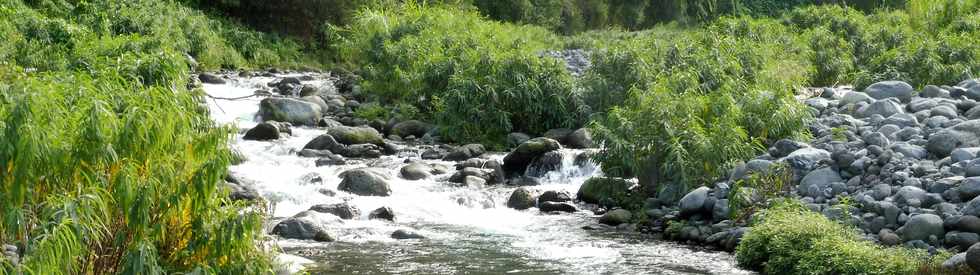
[202,73,751,275]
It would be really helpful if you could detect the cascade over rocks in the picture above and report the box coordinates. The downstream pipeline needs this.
[503,137,561,177]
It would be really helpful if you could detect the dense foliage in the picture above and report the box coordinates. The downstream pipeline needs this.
[335,5,585,145]
[0,0,313,273]
[735,200,953,274]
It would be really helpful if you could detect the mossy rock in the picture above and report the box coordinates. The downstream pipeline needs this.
[577,177,634,206]
[327,126,384,146]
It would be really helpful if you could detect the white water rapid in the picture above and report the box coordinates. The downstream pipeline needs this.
[202,73,751,275]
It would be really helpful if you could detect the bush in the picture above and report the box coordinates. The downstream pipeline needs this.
[0,0,311,273]
[336,5,584,145]
[735,200,943,275]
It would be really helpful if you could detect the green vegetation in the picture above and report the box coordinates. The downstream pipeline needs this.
[735,200,951,275]
[577,177,642,209]
[0,0,315,273]
[728,164,792,222]
[334,5,584,145]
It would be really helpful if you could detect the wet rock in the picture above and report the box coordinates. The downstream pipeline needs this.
[244,121,290,141]
[258,98,323,126]
[508,176,541,186]
[198,73,226,84]
[309,202,360,220]
[272,210,340,242]
[577,177,632,204]
[224,173,261,202]
[444,144,486,161]
[369,206,395,221]
[338,168,392,196]
[449,167,494,184]
[526,151,563,177]
[503,137,561,177]
[538,190,573,203]
[539,201,577,213]
[391,229,426,240]
[327,126,384,146]
[421,148,447,159]
[507,187,537,210]
[304,134,381,158]
[599,209,632,226]
[391,120,433,139]
[400,162,436,180]
[314,154,347,166]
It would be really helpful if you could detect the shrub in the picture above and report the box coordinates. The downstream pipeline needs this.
[336,5,584,145]
[735,200,942,275]
[0,0,311,273]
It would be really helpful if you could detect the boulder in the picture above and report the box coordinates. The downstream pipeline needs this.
[503,137,561,177]
[864,81,914,102]
[599,209,632,226]
[942,252,967,270]
[967,242,980,271]
[543,128,574,144]
[327,126,384,146]
[443,144,486,161]
[858,99,903,118]
[566,128,595,149]
[895,186,928,206]
[888,142,927,159]
[258,98,323,126]
[271,210,340,242]
[338,169,392,196]
[899,214,944,242]
[198,73,225,84]
[769,139,809,158]
[507,188,537,210]
[577,177,632,205]
[243,121,290,141]
[539,201,577,213]
[963,196,980,216]
[952,148,980,163]
[781,147,832,172]
[798,168,842,198]
[309,202,360,220]
[927,120,980,157]
[507,132,531,148]
[679,187,710,216]
[391,120,433,139]
[946,232,979,251]
[303,134,381,158]
[538,190,573,203]
[841,91,874,105]
[959,79,980,100]
[368,206,395,221]
[400,163,435,180]
[391,229,426,240]
[224,174,261,202]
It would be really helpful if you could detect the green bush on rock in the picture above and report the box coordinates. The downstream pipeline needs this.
[735,200,947,275]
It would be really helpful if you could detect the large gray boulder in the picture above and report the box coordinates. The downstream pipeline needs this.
[889,142,927,160]
[338,169,392,196]
[841,91,874,105]
[968,243,980,271]
[400,163,436,180]
[898,214,944,242]
[271,210,340,242]
[798,168,842,198]
[599,209,632,226]
[928,120,980,157]
[781,147,832,172]
[961,177,980,201]
[959,79,980,100]
[679,187,710,216]
[895,186,928,206]
[864,81,914,102]
[964,196,980,216]
[391,120,433,138]
[503,137,561,177]
[243,121,291,141]
[858,99,903,118]
[444,144,486,161]
[258,98,323,126]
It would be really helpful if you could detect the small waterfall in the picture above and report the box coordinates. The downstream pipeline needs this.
[529,149,601,184]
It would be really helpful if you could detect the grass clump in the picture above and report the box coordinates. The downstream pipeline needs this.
[735,200,946,275]
[335,4,585,145]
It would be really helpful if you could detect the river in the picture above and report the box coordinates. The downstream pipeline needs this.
[202,73,750,275]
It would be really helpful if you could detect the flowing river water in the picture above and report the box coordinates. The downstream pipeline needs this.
[202,74,751,274]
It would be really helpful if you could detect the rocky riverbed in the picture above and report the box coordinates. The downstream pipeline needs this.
[199,71,750,274]
[650,79,980,271]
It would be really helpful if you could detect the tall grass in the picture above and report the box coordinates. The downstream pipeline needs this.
[0,0,312,272]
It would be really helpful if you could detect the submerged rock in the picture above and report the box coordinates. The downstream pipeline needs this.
[507,187,537,210]
[391,229,426,240]
[599,209,632,226]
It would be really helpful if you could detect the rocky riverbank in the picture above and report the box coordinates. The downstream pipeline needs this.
[643,79,980,272]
